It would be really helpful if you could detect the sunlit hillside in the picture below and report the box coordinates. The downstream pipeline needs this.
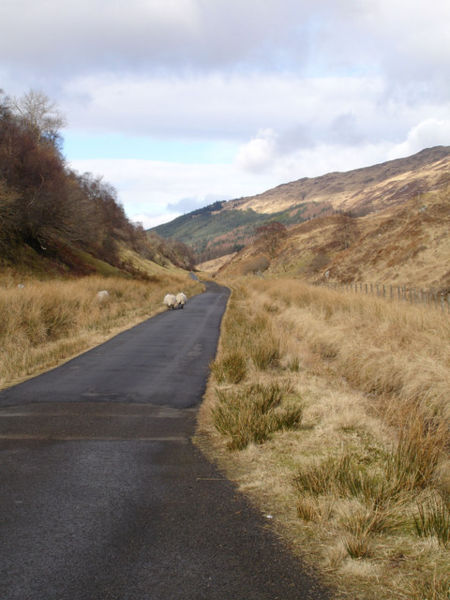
[215,184,450,293]
[154,146,450,264]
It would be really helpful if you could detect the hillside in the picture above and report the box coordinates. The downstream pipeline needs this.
[153,146,450,262]
[215,184,450,292]
[0,91,194,280]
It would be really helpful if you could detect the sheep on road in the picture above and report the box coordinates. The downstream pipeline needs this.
[176,292,187,309]
[163,294,177,310]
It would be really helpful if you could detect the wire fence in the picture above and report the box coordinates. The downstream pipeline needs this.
[317,280,450,313]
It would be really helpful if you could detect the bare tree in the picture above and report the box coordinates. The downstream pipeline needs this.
[11,90,66,144]
[255,221,287,257]
[334,211,359,250]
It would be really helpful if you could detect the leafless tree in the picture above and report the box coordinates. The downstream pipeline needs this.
[11,90,66,144]
[334,211,359,250]
[255,221,287,257]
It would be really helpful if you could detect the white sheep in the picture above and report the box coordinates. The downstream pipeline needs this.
[176,292,187,309]
[163,293,177,309]
[97,290,109,301]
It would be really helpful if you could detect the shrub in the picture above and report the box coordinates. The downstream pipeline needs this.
[240,255,270,275]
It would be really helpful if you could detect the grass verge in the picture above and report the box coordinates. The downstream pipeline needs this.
[0,272,203,389]
[196,276,449,600]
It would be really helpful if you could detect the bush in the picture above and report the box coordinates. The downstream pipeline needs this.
[240,255,270,275]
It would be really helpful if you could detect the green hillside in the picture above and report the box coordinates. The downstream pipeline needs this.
[152,200,327,262]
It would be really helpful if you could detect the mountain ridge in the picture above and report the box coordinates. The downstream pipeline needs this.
[226,146,450,214]
[152,146,450,262]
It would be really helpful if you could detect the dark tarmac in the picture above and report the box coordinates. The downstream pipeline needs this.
[0,282,330,600]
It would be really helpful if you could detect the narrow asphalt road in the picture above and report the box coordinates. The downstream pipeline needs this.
[0,281,330,600]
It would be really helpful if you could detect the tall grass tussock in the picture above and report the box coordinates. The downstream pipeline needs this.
[213,383,303,450]
[199,276,450,600]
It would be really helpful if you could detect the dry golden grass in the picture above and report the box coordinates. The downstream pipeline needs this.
[196,252,237,274]
[223,185,450,293]
[230,151,449,215]
[0,273,203,389]
[197,275,450,600]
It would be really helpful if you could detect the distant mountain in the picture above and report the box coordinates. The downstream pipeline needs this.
[152,146,450,263]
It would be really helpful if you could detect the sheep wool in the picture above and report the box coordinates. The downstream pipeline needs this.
[163,294,177,309]
[176,292,187,309]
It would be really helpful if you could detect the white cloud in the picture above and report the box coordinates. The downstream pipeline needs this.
[388,119,450,160]
[361,0,450,78]
[3,0,448,92]
[1,0,449,228]
[132,212,182,229]
[61,73,406,143]
[69,139,402,228]
[236,130,277,172]
[68,158,280,225]
[0,0,310,77]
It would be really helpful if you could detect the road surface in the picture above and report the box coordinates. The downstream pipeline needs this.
[0,282,330,600]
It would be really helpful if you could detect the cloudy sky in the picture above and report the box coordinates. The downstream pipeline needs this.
[1,0,449,227]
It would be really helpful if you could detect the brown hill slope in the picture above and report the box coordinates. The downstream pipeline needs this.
[157,147,449,263]
[227,146,450,216]
[217,184,450,292]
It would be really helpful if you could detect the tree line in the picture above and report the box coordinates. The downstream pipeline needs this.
[0,90,195,273]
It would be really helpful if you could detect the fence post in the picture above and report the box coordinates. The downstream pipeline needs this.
[365,283,368,294]
[383,285,386,297]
